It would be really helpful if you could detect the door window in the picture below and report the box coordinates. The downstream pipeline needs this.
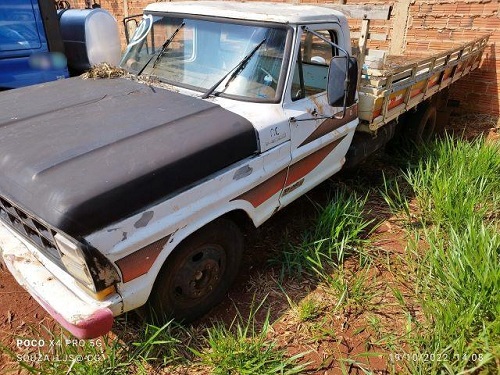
[291,30,337,101]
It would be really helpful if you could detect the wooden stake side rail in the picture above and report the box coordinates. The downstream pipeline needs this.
[357,35,490,131]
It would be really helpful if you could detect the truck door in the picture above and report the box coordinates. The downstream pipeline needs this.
[280,24,358,207]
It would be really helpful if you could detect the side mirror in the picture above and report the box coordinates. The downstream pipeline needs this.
[123,17,138,44]
[327,56,358,108]
[123,14,147,44]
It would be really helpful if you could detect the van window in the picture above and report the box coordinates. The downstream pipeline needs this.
[0,0,41,52]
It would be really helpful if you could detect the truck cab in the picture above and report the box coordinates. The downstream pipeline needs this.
[121,1,358,207]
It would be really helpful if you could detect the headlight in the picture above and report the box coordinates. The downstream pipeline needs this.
[54,233,120,300]
[54,233,95,291]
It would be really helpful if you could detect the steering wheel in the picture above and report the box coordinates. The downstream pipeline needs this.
[259,67,277,87]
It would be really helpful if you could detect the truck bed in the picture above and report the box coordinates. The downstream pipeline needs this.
[357,35,490,131]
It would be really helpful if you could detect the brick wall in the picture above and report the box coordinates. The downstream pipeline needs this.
[405,0,499,114]
[78,0,499,115]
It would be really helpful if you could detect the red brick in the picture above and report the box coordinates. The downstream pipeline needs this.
[482,2,499,16]
[410,17,427,28]
[461,17,475,28]
[419,4,433,13]
[456,3,472,13]
[473,16,500,29]
[409,4,420,14]
[466,82,492,94]
[432,3,458,14]
[424,17,449,29]
[469,4,486,13]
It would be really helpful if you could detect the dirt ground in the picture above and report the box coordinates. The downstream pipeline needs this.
[0,115,498,374]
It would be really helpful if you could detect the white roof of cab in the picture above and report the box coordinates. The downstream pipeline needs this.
[145,1,344,24]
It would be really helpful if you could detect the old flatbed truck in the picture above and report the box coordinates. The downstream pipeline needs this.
[0,1,488,339]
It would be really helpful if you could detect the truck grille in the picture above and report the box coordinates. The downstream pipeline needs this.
[0,195,63,268]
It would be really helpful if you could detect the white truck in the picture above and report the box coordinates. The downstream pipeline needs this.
[0,1,488,339]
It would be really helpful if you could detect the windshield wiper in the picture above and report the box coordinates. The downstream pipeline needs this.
[136,22,185,76]
[202,38,266,99]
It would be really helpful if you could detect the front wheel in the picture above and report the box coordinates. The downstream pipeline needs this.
[147,219,243,323]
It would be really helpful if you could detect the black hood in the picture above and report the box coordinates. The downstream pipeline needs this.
[0,77,257,237]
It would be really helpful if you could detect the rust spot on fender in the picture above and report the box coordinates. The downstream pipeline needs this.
[310,95,325,114]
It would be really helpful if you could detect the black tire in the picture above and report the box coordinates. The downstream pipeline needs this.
[407,103,437,145]
[147,219,243,324]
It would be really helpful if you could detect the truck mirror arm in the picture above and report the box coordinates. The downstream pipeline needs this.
[301,26,350,60]
[123,14,147,44]
[301,26,352,120]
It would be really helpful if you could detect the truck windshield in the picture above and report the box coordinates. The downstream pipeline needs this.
[120,15,288,101]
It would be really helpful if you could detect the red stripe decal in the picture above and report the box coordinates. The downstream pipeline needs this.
[235,135,347,208]
[286,136,346,186]
[116,236,170,282]
[299,104,357,147]
[235,170,287,208]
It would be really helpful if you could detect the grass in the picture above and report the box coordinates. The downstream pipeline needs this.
[277,188,374,279]
[384,135,500,374]
[2,319,191,375]
[4,301,307,375]
[326,264,380,314]
[405,137,500,229]
[407,222,500,374]
[297,297,322,322]
[192,298,307,375]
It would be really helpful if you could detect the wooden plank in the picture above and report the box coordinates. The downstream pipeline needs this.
[380,74,394,119]
[356,19,370,91]
[366,49,387,59]
[402,65,418,109]
[351,31,388,41]
[320,4,392,20]
[360,77,388,88]
[389,0,412,55]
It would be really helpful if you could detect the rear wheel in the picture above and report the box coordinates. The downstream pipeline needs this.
[407,102,437,145]
[148,219,243,323]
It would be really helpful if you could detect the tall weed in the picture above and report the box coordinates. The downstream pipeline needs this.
[192,297,307,375]
[405,137,500,229]
[278,188,373,279]
[390,136,500,374]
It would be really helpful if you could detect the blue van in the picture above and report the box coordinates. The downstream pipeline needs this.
[0,0,69,89]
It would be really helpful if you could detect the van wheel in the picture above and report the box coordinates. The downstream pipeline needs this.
[148,219,243,323]
[408,103,437,145]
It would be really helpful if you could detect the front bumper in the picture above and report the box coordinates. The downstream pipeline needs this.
[0,221,122,339]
